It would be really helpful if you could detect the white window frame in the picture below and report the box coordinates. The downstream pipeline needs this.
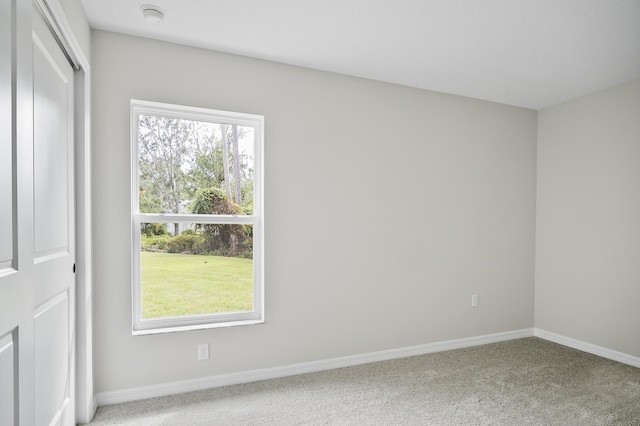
[130,99,264,335]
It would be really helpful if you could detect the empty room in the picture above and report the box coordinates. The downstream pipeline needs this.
[1,0,639,425]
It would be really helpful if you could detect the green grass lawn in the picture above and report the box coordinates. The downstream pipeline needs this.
[141,251,253,319]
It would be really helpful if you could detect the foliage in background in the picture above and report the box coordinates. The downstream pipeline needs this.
[140,189,253,257]
[141,234,172,251]
[166,234,205,254]
[141,222,167,237]
[137,115,254,219]
[191,188,250,257]
[137,115,255,257]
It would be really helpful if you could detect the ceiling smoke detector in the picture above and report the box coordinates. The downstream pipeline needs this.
[141,5,165,23]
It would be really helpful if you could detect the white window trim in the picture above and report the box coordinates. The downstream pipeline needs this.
[130,99,264,335]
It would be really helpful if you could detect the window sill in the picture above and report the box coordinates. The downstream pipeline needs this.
[132,318,264,336]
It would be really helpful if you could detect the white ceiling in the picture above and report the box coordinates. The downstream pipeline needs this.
[81,0,640,110]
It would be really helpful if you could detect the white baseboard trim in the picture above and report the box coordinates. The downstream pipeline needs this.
[95,328,534,406]
[534,328,640,368]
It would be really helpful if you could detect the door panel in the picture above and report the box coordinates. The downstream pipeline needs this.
[33,31,70,258]
[34,292,71,426]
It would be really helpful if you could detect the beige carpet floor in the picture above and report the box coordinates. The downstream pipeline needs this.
[86,337,640,425]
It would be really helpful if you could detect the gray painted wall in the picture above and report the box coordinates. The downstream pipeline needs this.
[535,77,640,357]
[91,30,537,394]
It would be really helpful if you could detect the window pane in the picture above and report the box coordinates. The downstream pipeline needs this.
[137,115,254,217]
[140,223,254,319]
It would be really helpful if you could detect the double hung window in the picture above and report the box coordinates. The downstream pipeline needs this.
[131,100,263,334]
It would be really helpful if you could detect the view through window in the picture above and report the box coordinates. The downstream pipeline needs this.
[131,100,263,333]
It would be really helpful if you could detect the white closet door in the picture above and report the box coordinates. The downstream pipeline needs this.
[0,0,33,424]
[0,1,76,424]
[32,5,76,426]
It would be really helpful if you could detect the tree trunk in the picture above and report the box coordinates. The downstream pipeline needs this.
[220,124,232,201]
[231,125,242,205]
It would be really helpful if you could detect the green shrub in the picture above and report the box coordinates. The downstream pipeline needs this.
[141,234,172,251]
[141,223,167,237]
[191,188,248,257]
[241,236,253,259]
[166,234,205,254]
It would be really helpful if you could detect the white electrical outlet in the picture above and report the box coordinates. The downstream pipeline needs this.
[471,294,479,307]
[197,343,209,360]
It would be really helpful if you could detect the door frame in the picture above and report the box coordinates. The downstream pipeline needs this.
[32,0,94,422]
